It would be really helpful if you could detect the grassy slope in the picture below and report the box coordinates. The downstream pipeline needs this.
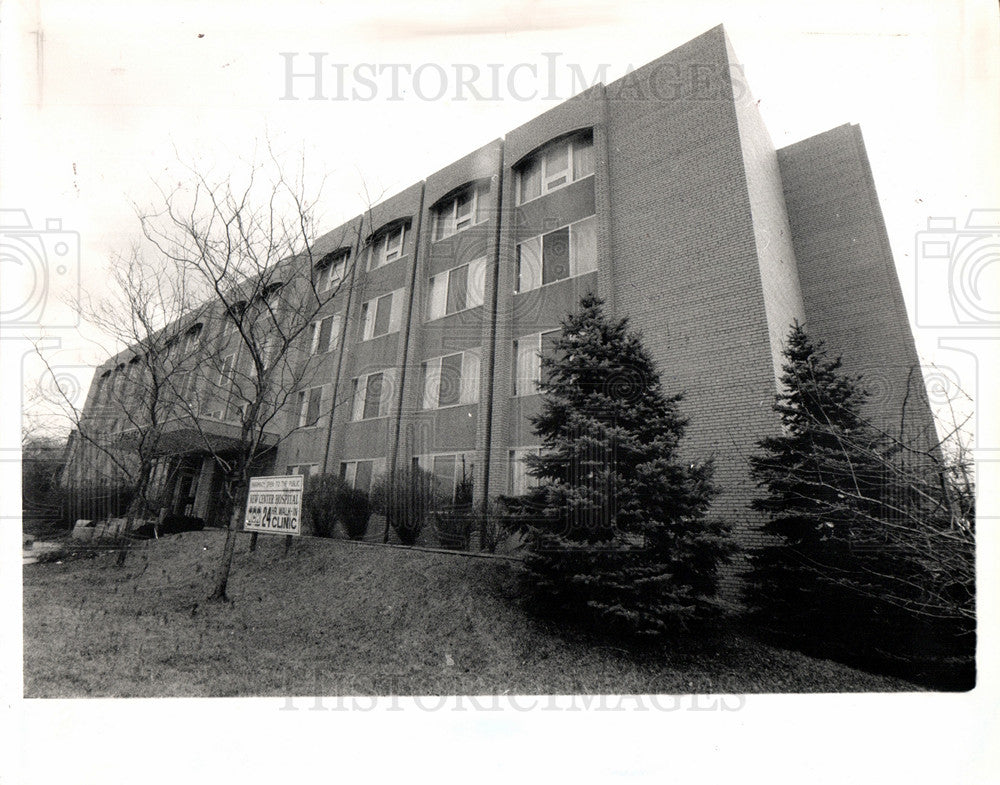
[23,530,921,697]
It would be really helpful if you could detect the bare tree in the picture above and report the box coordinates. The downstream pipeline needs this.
[36,248,207,564]
[746,322,974,664]
[843,380,976,632]
[136,148,362,601]
[21,422,68,534]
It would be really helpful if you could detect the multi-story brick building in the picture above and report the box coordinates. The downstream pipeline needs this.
[65,25,935,563]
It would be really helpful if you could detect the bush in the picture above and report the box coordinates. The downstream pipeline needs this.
[303,474,345,537]
[302,474,371,540]
[371,466,446,546]
[338,486,371,540]
[433,509,474,550]
[432,472,475,550]
[478,498,527,554]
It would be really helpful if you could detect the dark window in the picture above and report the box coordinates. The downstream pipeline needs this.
[437,353,464,407]
[363,373,383,419]
[354,460,373,494]
[542,227,570,285]
[431,455,457,499]
[445,265,468,316]
[306,387,322,426]
[374,293,393,337]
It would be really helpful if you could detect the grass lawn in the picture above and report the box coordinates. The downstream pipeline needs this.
[23,530,923,697]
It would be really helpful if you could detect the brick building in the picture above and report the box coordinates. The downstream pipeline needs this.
[65,25,934,561]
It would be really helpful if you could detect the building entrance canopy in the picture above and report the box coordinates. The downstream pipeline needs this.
[113,416,279,457]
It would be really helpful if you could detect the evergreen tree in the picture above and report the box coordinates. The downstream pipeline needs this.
[506,293,733,637]
[743,322,901,646]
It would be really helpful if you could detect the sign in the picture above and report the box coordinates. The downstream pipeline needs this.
[243,474,303,536]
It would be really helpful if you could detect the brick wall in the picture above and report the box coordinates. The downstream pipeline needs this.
[604,26,788,593]
[67,27,937,609]
[777,124,937,449]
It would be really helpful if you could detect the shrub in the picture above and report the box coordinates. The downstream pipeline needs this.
[302,474,371,540]
[370,466,445,546]
[433,509,474,550]
[480,498,527,555]
[432,472,475,550]
[337,486,371,540]
[302,474,346,537]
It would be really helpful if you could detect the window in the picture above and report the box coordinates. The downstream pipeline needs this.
[413,453,474,503]
[509,447,542,495]
[309,313,343,355]
[227,300,249,324]
[318,252,348,292]
[516,215,597,293]
[181,370,199,400]
[261,282,284,304]
[426,258,486,320]
[95,370,111,404]
[218,353,235,388]
[294,385,326,428]
[351,369,396,420]
[369,224,406,269]
[198,400,225,420]
[287,463,319,477]
[340,458,386,494]
[261,333,277,370]
[433,183,489,240]
[421,349,481,409]
[360,289,404,340]
[513,330,560,396]
[516,133,594,204]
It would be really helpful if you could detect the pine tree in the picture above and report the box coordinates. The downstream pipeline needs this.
[507,293,733,637]
[743,322,899,646]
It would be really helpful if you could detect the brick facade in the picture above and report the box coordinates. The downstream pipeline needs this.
[68,25,934,589]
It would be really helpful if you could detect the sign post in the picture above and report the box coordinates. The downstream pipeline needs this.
[243,475,304,544]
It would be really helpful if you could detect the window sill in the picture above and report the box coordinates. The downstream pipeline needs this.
[368,254,409,272]
[360,330,400,342]
[515,173,594,208]
[432,218,489,243]
[424,304,484,323]
[421,401,479,412]
[514,266,597,296]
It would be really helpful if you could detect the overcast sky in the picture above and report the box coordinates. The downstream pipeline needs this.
[3,0,998,431]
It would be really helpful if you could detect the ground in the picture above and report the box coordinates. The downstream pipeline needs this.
[22,530,923,697]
